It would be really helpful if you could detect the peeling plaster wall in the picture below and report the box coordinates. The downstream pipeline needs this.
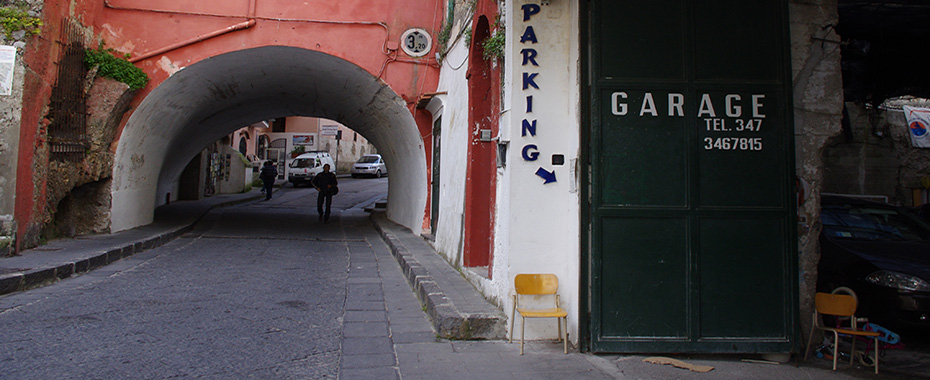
[788,0,845,337]
[8,0,62,251]
[0,44,26,255]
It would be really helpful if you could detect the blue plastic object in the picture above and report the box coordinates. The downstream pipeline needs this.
[864,322,900,344]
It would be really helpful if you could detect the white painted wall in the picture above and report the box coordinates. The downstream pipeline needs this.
[494,0,582,342]
[430,0,582,343]
[430,35,472,267]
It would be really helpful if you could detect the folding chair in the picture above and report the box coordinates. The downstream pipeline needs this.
[509,273,568,355]
[804,292,880,374]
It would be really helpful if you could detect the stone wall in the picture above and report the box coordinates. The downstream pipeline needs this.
[824,100,930,206]
[0,46,25,255]
[46,76,136,238]
[823,103,899,200]
[789,0,845,340]
[0,0,45,254]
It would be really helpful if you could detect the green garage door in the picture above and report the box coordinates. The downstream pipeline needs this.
[585,0,797,353]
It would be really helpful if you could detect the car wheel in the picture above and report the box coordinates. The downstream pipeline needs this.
[375,170,382,178]
[351,174,358,178]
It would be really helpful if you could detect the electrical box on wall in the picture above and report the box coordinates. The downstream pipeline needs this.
[479,129,493,142]
[497,141,509,167]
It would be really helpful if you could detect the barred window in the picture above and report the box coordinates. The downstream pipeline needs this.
[47,20,87,162]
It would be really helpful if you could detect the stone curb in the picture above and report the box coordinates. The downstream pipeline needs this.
[0,194,262,296]
[370,213,506,340]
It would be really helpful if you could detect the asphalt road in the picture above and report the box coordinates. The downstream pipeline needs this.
[0,177,389,379]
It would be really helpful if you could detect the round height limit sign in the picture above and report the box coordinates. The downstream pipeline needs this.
[401,28,431,57]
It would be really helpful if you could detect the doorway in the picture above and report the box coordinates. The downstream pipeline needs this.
[584,0,797,353]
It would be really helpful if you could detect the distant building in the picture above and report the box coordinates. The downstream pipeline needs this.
[229,117,376,176]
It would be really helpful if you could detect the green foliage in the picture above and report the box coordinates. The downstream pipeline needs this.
[481,30,505,61]
[437,0,455,54]
[437,21,454,58]
[0,7,42,38]
[84,45,149,90]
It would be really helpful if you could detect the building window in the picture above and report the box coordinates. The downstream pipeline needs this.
[238,138,247,155]
[47,20,87,162]
[271,118,286,132]
[257,135,270,159]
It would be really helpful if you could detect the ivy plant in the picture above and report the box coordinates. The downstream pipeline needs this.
[481,29,504,61]
[0,7,42,39]
[84,45,149,90]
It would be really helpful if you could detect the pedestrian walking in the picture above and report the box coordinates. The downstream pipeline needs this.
[260,161,277,200]
[311,163,338,222]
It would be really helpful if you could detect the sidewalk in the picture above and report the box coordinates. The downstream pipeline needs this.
[371,212,507,340]
[0,188,267,295]
[367,214,899,380]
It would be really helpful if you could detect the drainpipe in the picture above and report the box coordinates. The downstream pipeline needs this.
[126,0,257,63]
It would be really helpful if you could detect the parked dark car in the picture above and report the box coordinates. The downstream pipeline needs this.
[818,195,930,332]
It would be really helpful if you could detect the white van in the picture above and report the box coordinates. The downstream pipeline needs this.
[288,152,335,187]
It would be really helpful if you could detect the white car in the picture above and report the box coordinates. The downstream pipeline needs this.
[288,152,335,186]
[351,154,387,178]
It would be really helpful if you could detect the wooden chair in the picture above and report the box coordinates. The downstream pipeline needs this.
[804,292,880,374]
[509,273,568,355]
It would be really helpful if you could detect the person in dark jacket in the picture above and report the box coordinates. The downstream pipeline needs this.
[259,161,277,200]
[311,163,338,222]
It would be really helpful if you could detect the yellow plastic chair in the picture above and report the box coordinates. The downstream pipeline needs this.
[509,273,568,355]
[804,292,880,374]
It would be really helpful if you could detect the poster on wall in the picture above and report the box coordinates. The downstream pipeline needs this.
[0,46,16,96]
[293,135,314,146]
[904,106,930,148]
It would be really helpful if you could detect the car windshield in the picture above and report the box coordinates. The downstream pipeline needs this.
[291,159,312,168]
[821,204,930,241]
[357,156,379,164]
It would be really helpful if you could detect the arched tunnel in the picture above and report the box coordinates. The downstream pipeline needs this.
[112,46,427,232]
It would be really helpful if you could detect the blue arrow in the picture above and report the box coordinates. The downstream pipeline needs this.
[535,168,556,184]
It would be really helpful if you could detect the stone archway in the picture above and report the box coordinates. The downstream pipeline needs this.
[112,46,427,232]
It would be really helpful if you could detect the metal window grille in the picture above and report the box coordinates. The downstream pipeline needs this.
[47,19,88,162]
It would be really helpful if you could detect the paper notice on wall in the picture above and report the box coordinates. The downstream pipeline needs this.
[0,45,15,96]
[320,125,339,136]
[904,106,930,148]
